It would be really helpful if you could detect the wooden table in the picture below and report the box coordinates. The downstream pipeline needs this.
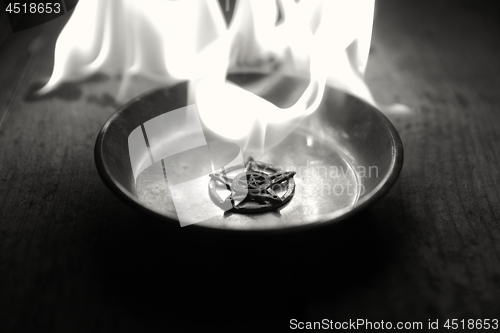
[1,0,499,331]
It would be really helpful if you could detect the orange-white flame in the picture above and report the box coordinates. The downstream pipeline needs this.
[42,0,375,152]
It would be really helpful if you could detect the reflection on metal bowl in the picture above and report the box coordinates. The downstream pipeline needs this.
[94,73,403,232]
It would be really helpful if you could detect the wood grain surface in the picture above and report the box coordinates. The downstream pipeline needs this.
[1,0,499,332]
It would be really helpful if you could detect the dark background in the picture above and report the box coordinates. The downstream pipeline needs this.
[1,0,500,332]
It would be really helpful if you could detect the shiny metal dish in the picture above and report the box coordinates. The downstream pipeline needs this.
[94,73,403,232]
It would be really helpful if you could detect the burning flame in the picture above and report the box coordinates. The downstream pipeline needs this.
[42,0,375,152]
[40,0,228,99]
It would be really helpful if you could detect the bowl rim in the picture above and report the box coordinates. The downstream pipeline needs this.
[94,82,404,234]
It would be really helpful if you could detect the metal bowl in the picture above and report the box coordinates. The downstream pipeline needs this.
[95,73,403,232]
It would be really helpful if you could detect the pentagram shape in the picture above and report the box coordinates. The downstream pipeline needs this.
[208,157,296,213]
[232,171,271,193]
